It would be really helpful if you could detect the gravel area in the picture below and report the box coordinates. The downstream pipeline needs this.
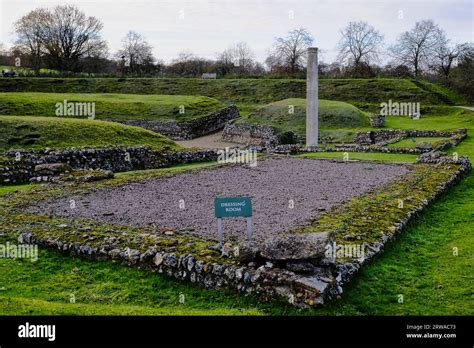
[31,157,410,245]
[176,131,244,149]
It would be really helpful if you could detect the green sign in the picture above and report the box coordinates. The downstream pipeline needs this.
[214,197,253,218]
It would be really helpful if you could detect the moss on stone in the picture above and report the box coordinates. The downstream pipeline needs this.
[0,162,238,265]
[294,163,462,251]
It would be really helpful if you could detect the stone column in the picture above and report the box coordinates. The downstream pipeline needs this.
[306,47,318,147]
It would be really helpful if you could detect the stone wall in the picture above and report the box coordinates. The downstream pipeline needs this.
[0,147,219,184]
[15,153,472,308]
[354,128,466,146]
[221,121,280,147]
[117,105,240,140]
[17,230,332,308]
[368,113,385,128]
[272,128,467,156]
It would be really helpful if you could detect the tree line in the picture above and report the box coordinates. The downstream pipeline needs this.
[0,5,472,96]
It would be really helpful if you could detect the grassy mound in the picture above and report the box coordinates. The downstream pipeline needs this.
[0,116,179,152]
[0,93,225,121]
[0,78,466,106]
[240,98,369,140]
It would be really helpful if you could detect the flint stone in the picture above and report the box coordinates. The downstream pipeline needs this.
[186,256,195,272]
[285,261,317,274]
[140,248,157,263]
[163,253,177,268]
[243,271,252,284]
[235,267,244,281]
[212,264,223,276]
[238,245,259,263]
[294,276,330,296]
[224,266,235,280]
[153,253,164,266]
[108,248,122,259]
[125,248,141,264]
[34,163,70,174]
[261,232,330,260]
[204,274,214,288]
[195,260,204,273]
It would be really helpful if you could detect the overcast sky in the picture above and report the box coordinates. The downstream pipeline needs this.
[0,0,472,64]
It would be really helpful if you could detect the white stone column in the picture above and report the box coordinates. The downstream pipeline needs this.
[306,47,318,147]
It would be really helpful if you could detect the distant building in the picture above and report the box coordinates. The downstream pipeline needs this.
[202,73,217,79]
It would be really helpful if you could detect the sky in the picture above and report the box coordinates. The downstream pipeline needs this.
[0,0,472,64]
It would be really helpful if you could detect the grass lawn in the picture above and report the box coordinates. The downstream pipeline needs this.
[0,234,269,316]
[387,136,449,148]
[0,116,179,152]
[0,157,472,315]
[0,92,224,121]
[0,80,472,316]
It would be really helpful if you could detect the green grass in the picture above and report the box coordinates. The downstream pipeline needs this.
[387,137,449,148]
[296,151,417,162]
[0,92,224,121]
[411,79,467,105]
[0,160,472,315]
[0,234,270,315]
[0,116,179,152]
[0,80,472,316]
[315,172,474,315]
[0,78,465,106]
[240,98,369,140]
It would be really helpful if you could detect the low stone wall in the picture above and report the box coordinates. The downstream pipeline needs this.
[333,154,471,292]
[17,230,333,307]
[117,105,240,140]
[14,153,471,308]
[307,128,470,155]
[354,128,466,146]
[0,147,219,184]
[221,121,280,147]
[272,143,426,155]
[369,113,385,128]
[272,128,467,156]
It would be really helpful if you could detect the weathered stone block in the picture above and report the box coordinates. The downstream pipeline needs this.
[261,232,330,260]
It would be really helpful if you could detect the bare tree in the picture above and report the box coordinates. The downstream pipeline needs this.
[168,51,214,77]
[216,47,235,75]
[435,41,472,78]
[232,42,255,73]
[337,21,384,67]
[115,31,155,75]
[13,8,48,73]
[42,5,105,71]
[390,19,445,77]
[267,28,313,73]
[217,42,255,76]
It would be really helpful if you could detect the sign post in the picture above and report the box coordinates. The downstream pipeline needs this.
[214,197,253,245]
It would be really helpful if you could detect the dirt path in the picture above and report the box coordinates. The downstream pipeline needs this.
[456,106,474,111]
[31,157,410,245]
[176,131,244,149]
